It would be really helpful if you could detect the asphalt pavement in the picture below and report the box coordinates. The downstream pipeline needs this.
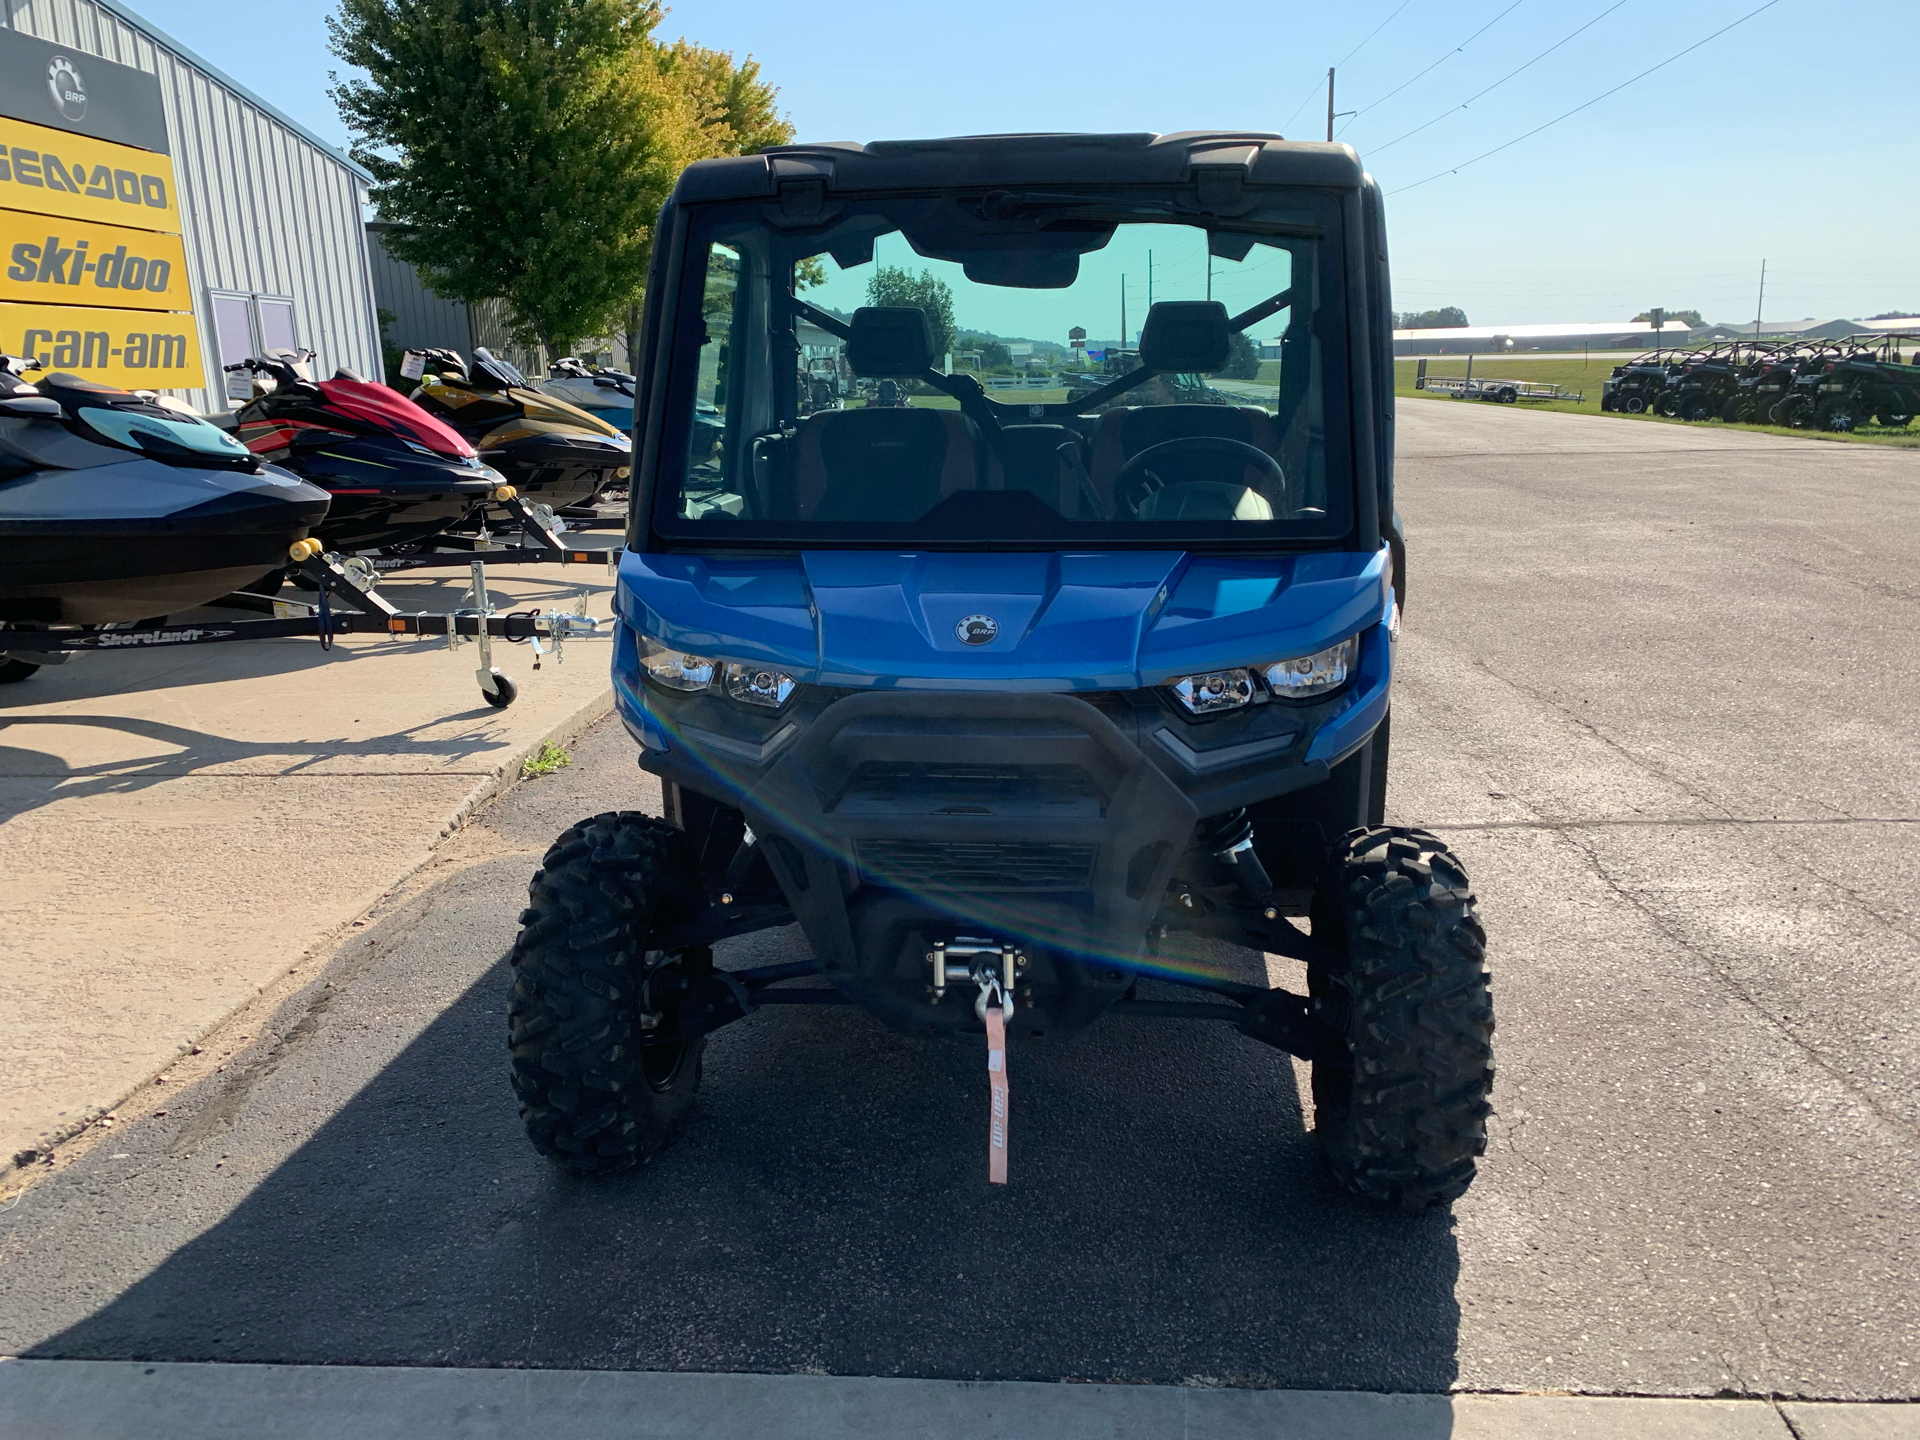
[0,402,1914,1411]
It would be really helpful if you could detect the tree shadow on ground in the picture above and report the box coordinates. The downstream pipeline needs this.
[22,942,1463,1389]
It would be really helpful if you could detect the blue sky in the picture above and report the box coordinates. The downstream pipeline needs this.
[135,0,1918,326]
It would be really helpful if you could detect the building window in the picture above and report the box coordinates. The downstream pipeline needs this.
[209,291,297,402]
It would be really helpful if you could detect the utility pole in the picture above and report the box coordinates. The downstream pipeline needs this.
[1120,275,1127,350]
[1148,251,1154,311]
[1207,249,1212,302]
[1325,67,1356,141]
[1753,259,1767,340]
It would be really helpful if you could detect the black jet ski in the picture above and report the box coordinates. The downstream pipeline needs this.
[407,348,630,511]
[0,362,328,648]
[223,349,507,553]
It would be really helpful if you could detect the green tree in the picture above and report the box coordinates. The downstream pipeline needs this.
[663,40,793,155]
[330,0,703,358]
[1220,330,1260,379]
[1394,305,1469,330]
[622,41,800,362]
[865,266,956,361]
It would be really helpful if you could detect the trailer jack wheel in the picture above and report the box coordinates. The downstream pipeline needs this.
[480,668,518,708]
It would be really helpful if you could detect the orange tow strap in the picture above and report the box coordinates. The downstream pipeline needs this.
[986,1005,1010,1185]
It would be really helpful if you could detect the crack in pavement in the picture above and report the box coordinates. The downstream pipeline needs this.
[1399,653,1919,1140]
[1551,823,1918,1144]
[1465,655,1740,823]
[1457,653,1918,936]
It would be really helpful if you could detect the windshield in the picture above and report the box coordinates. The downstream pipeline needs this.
[650,189,1349,546]
[75,403,255,461]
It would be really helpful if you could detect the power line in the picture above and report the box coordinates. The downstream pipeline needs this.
[1333,0,1417,69]
[1279,0,1417,135]
[1390,0,1784,195]
[1365,0,1630,155]
[1338,0,1525,135]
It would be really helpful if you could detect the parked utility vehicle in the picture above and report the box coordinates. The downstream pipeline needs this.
[509,132,1495,1209]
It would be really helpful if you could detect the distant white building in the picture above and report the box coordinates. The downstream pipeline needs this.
[1392,320,1679,356]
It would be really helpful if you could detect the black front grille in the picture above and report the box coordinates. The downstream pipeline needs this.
[858,839,1097,891]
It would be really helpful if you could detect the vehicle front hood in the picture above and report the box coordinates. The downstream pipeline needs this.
[618,547,1389,690]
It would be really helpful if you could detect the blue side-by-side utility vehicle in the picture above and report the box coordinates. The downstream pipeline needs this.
[508,132,1495,1209]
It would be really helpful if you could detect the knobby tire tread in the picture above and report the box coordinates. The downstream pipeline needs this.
[508,810,708,1175]
[1310,826,1495,1210]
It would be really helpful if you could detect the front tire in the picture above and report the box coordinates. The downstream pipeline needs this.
[1309,827,1495,1210]
[0,656,40,684]
[508,811,711,1175]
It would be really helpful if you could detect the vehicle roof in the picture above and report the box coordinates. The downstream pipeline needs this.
[671,132,1367,204]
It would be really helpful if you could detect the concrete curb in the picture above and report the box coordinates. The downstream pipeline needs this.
[433,686,616,843]
[2,1361,1914,1440]
[2,684,615,1182]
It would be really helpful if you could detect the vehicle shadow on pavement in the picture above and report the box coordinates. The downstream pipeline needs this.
[22,947,1464,1389]
[0,710,516,819]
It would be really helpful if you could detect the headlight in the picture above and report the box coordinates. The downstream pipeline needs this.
[723,662,795,709]
[1168,669,1255,715]
[640,635,715,691]
[1262,636,1357,699]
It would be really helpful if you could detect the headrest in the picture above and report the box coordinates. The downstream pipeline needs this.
[846,307,935,377]
[1139,300,1231,373]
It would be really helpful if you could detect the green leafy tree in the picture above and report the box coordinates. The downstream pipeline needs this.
[866,266,956,361]
[621,42,801,360]
[1394,305,1469,330]
[330,0,704,357]
[1220,330,1260,379]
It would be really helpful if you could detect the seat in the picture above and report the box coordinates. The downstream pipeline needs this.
[1086,403,1283,514]
[982,424,1095,518]
[791,407,983,521]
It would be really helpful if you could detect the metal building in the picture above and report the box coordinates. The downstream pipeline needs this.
[0,0,380,411]
[365,221,542,377]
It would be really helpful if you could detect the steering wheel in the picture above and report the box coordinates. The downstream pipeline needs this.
[1114,436,1286,519]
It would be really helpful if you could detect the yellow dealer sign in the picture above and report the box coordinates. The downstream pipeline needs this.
[0,117,181,232]
[0,212,190,311]
[0,300,204,388]
[0,46,201,393]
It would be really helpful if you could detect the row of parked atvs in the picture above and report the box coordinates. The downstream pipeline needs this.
[1600,336,1918,431]
[0,346,635,695]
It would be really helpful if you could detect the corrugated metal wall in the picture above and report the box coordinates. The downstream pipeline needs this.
[0,0,380,410]
[365,222,471,358]
[365,225,546,378]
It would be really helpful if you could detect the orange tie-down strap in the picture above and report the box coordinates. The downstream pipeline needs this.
[986,1005,1010,1185]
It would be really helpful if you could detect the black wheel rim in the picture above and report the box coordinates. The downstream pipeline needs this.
[640,950,691,1091]
[642,1039,688,1091]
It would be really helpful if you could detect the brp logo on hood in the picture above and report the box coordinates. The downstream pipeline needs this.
[47,56,87,121]
[955,615,999,646]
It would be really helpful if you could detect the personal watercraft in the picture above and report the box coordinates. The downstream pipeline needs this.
[0,360,327,640]
[222,349,507,553]
[537,357,637,436]
[407,348,630,511]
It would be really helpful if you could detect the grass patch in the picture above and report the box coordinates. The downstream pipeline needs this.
[520,739,572,780]
[1394,356,1920,447]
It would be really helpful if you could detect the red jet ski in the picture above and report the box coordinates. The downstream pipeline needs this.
[222,349,509,553]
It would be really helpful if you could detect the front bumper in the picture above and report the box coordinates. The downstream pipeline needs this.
[616,615,1392,1013]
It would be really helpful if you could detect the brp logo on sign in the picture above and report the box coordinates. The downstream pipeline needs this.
[955,615,999,646]
[47,56,87,122]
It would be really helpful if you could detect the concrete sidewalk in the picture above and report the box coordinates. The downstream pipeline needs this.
[0,560,617,1172]
[1,1361,1913,1439]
